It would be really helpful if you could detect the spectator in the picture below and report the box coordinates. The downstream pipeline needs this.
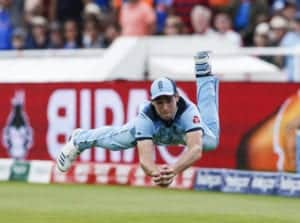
[24,0,44,27]
[272,0,298,29]
[48,21,64,49]
[269,15,289,46]
[269,15,289,68]
[253,22,270,47]
[82,17,104,48]
[281,0,297,21]
[83,2,110,34]
[272,0,297,17]
[24,0,56,26]
[171,0,209,33]
[103,22,120,47]
[253,23,275,64]
[63,19,81,49]
[214,12,242,46]
[119,0,156,36]
[11,27,27,50]
[83,2,102,21]
[228,0,269,46]
[154,0,173,34]
[163,14,186,35]
[190,5,216,36]
[27,16,49,49]
[0,0,13,49]
[280,13,300,81]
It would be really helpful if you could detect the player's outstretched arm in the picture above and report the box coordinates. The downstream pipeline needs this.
[137,140,176,187]
[137,140,160,176]
[170,130,203,174]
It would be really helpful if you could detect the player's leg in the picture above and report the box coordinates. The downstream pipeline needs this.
[73,123,136,151]
[56,123,135,172]
[194,51,220,150]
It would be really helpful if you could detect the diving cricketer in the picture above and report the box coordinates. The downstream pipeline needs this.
[56,51,220,187]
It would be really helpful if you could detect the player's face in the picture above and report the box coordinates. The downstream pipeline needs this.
[152,95,179,121]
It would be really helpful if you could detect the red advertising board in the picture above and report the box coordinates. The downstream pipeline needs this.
[0,81,299,172]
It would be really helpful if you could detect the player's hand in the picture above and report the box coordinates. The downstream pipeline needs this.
[150,166,176,187]
[151,170,171,187]
[151,171,163,185]
[158,165,175,187]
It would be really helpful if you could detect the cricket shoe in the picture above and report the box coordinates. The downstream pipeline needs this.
[194,51,212,77]
[56,129,81,172]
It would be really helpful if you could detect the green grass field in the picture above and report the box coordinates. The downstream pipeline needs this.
[0,182,299,223]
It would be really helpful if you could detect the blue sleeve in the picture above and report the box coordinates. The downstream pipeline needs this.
[179,105,203,133]
[134,112,154,140]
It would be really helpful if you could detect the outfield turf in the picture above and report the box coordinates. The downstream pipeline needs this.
[0,182,299,223]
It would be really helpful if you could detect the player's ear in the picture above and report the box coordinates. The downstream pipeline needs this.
[151,99,157,106]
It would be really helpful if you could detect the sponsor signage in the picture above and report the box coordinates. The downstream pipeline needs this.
[194,168,223,191]
[278,173,300,197]
[249,172,278,195]
[194,168,300,197]
[0,159,14,181]
[221,170,252,193]
[297,130,300,173]
[27,160,53,183]
[0,82,299,172]
[9,160,30,181]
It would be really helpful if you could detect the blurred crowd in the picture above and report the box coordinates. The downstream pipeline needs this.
[0,0,300,56]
